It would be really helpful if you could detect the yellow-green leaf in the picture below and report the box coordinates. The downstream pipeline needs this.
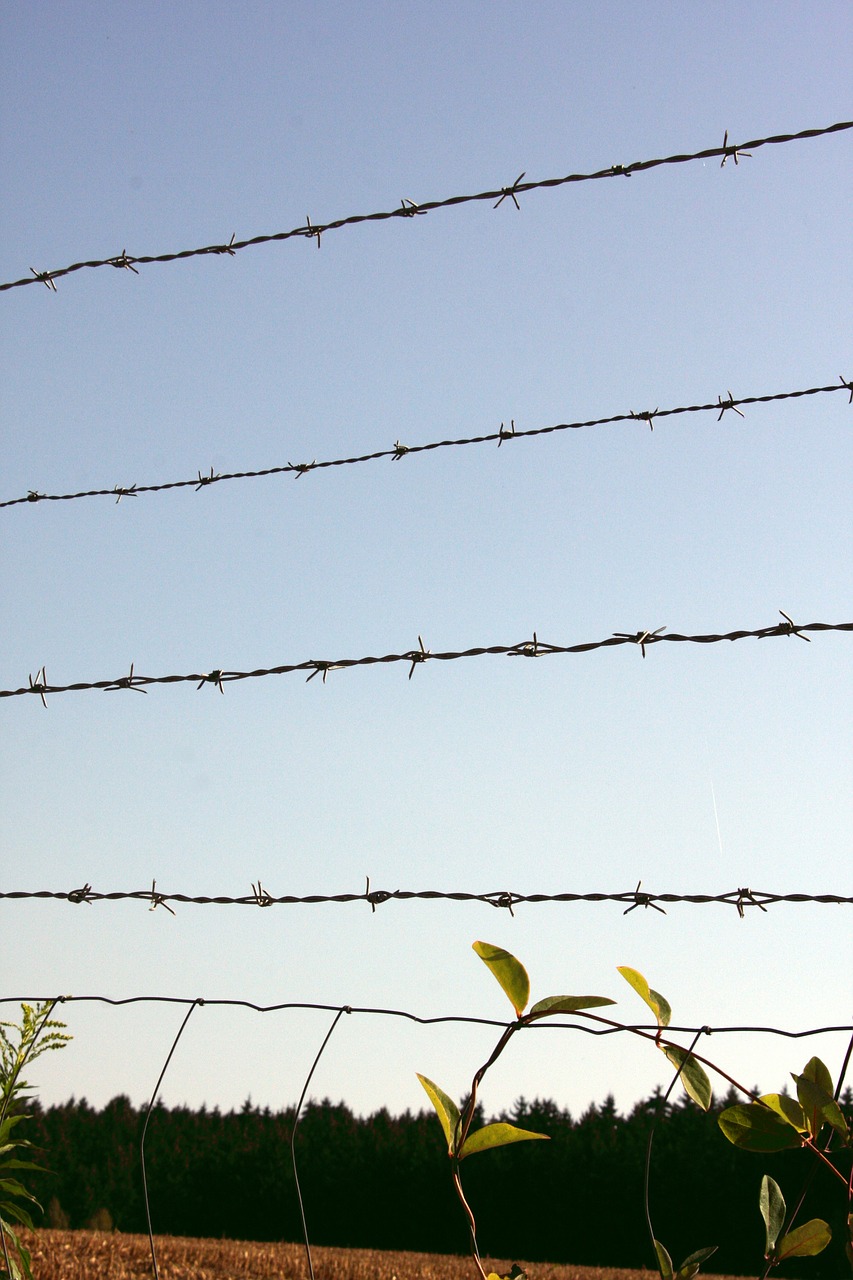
[663,1046,712,1111]
[416,1074,460,1155]
[792,1072,848,1141]
[759,1093,807,1132]
[654,1239,674,1280]
[459,1122,549,1159]
[759,1175,786,1255]
[529,994,616,1016]
[674,1245,717,1280]
[718,1103,804,1152]
[776,1219,831,1259]
[617,966,671,1028]
[473,941,530,1017]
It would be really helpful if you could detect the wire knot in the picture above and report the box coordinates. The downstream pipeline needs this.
[197,670,225,693]
[613,627,666,658]
[623,880,667,915]
[288,460,316,479]
[68,883,94,905]
[735,887,768,918]
[720,130,752,167]
[406,635,430,679]
[364,878,393,912]
[104,662,148,694]
[306,661,338,684]
[26,490,45,502]
[301,216,323,248]
[487,891,516,917]
[392,440,409,461]
[251,880,274,907]
[113,484,138,503]
[609,163,632,178]
[30,267,57,291]
[195,467,220,490]
[497,419,516,447]
[399,199,424,217]
[839,374,853,404]
[28,666,48,707]
[494,172,526,210]
[209,233,237,256]
[776,609,811,642]
[110,250,139,274]
[717,391,744,420]
[631,408,659,431]
[148,879,176,916]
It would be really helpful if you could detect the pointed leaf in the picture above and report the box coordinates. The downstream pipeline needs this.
[473,942,529,1016]
[718,1104,804,1152]
[416,1074,461,1155]
[529,994,616,1016]
[792,1072,848,1141]
[617,966,671,1027]
[759,1093,807,1132]
[459,1121,549,1159]
[759,1175,786,1255]
[663,1046,712,1111]
[675,1246,717,1280]
[776,1219,831,1259]
[801,1056,833,1095]
[654,1239,674,1280]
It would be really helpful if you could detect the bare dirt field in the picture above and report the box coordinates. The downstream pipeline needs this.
[18,1230,749,1280]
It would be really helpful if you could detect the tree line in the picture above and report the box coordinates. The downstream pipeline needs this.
[23,1087,851,1276]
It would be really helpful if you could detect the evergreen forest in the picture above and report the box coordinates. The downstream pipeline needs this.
[23,1087,852,1277]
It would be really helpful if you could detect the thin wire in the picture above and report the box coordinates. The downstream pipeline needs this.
[3,379,850,511]
[290,1008,349,1280]
[0,996,849,1043]
[139,1000,200,1280]
[2,616,849,702]
[3,121,851,294]
[2,884,851,912]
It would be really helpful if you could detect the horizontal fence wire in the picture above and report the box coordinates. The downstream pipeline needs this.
[2,883,852,915]
[2,994,851,1040]
[4,378,851,512]
[4,616,851,703]
[4,121,851,295]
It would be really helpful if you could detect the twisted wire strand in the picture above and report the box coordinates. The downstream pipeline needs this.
[4,618,850,702]
[4,379,850,512]
[4,121,851,294]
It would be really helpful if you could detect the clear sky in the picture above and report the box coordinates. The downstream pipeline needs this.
[1,2,851,1125]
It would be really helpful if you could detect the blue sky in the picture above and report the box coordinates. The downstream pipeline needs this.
[1,2,851,1124]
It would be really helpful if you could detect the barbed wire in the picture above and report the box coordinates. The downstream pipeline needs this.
[4,121,851,295]
[4,378,850,512]
[2,881,851,915]
[3,615,850,704]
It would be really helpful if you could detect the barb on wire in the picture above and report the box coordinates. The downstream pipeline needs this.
[2,378,849,512]
[148,879,176,916]
[1,617,850,702]
[624,880,667,916]
[717,391,745,420]
[631,408,659,432]
[841,374,853,404]
[776,609,811,642]
[2,883,851,911]
[2,121,850,293]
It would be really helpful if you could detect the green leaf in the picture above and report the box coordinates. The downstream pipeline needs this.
[759,1175,786,1255]
[718,1103,805,1152]
[459,1122,549,1159]
[416,1074,461,1155]
[776,1219,831,1259]
[792,1072,849,1141]
[759,1093,807,1132]
[801,1055,833,1095]
[472,942,530,1017]
[674,1245,717,1280]
[528,994,616,1016]
[617,966,671,1028]
[654,1239,674,1280]
[662,1046,712,1111]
